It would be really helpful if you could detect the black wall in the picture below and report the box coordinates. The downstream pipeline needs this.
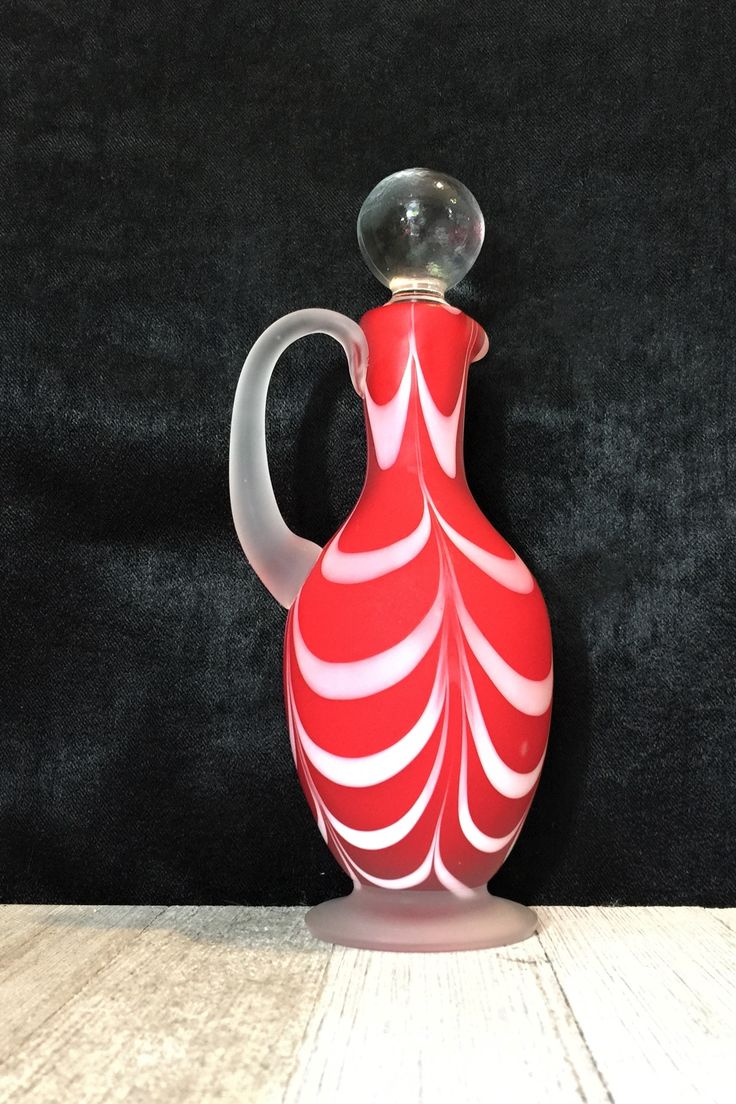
[2,2,734,905]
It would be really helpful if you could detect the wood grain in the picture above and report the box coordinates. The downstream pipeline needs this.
[285,931,610,1104]
[536,906,735,1104]
[0,905,165,1062]
[712,908,736,933]
[0,905,732,1103]
[0,906,330,1103]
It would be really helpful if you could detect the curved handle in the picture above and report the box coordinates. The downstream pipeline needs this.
[229,308,368,609]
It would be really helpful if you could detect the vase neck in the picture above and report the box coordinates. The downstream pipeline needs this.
[359,299,488,488]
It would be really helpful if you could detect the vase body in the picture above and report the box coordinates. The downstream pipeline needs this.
[284,299,552,897]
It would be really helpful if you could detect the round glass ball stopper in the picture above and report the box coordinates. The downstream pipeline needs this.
[357,168,484,297]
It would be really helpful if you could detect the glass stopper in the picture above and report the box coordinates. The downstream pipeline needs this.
[357,168,485,298]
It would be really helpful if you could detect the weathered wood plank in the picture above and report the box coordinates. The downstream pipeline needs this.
[0,906,331,1104]
[0,905,165,1062]
[711,908,736,932]
[0,905,66,959]
[285,931,611,1104]
[536,906,735,1104]
[1,905,733,1103]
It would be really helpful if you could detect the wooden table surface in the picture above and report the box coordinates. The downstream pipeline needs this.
[0,905,732,1102]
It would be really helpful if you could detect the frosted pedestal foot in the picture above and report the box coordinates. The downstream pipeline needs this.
[305,885,537,952]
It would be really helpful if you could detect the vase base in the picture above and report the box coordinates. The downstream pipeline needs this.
[305,885,537,952]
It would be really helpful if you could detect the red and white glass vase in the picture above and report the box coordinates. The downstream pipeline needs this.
[230,169,552,951]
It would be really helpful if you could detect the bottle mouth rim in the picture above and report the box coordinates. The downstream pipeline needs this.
[389,276,447,302]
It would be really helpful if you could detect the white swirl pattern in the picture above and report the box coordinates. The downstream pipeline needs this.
[287,305,552,895]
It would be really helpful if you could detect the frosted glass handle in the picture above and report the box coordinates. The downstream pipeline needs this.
[229,308,368,609]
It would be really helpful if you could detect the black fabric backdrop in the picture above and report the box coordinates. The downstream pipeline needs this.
[1,1,734,906]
